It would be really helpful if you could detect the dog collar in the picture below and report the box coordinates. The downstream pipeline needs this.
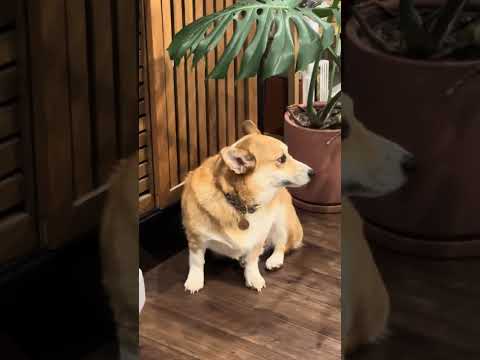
[223,192,259,230]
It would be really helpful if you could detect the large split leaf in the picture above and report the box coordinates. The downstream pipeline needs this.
[167,0,335,80]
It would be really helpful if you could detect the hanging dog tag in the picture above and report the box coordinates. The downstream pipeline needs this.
[238,217,250,230]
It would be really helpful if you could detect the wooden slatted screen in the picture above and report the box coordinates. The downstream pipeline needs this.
[138,0,155,215]
[0,2,39,263]
[144,0,258,210]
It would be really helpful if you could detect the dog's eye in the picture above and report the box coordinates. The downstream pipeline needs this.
[277,154,287,164]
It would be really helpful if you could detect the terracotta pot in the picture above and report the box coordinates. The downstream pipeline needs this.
[344,4,480,257]
[284,107,341,213]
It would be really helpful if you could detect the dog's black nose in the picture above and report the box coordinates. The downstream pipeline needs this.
[308,169,315,178]
[402,154,416,173]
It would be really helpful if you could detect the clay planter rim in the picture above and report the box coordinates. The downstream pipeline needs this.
[347,4,480,69]
[284,103,341,135]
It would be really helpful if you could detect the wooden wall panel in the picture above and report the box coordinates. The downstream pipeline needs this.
[66,0,93,198]
[144,0,259,209]
[0,1,39,264]
[26,0,138,248]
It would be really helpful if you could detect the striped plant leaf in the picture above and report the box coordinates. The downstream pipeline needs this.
[167,0,335,80]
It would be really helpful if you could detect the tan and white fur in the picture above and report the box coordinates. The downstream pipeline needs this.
[100,154,140,360]
[342,94,414,355]
[182,120,314,293]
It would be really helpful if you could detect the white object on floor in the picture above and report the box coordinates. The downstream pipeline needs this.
[139,268,145,313]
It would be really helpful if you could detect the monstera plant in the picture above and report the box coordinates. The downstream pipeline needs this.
[168,0,341,129]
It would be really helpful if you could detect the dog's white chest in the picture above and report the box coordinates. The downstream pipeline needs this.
[206,209,275,259]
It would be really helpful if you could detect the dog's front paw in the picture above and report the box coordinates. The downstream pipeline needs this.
[245,270,266,292]
[184,272,204,294]
[265,252,284,271]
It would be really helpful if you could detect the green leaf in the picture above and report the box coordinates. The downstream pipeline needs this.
[326,46,340,69]
[311,8,333,18]
[237,9,275,80]
[210,9,257,79]
[262,12,295,79]
[168,0,336,80]
[192,13,235,66]
[291,14,323,72]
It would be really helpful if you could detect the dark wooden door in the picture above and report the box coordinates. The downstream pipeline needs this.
[25,0,137,249]
[0,2,38,264]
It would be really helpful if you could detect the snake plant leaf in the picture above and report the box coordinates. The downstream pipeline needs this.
[327,46,340,69]
[400,0,434,56]
[431,0,468,50]
[169,0,335,81]
[315,90,342,127]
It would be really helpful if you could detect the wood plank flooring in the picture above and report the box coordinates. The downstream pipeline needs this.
[140,210,341,360]
[348,243,480,360]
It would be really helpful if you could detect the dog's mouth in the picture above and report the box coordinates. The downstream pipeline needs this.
[280,177,311,188]
[280,180,294,187]
[343,177,407,198]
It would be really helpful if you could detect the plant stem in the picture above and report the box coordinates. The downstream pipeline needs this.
[306,54,321,116]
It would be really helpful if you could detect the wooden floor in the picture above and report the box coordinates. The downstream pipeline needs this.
[349,243,480,360]
[140,210,341,360]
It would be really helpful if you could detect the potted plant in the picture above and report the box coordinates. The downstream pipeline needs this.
[345,0,480,257]
[168,0,342,213]
[285,2,342,213]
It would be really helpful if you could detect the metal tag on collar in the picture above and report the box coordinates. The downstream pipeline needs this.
[238,217,250,230]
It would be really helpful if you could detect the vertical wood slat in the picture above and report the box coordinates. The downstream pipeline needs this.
[139,0,155,214]
[247,24,258,125]
[27,0,73,247]
[215,0,227,150]
[66,0,93,198]
[89,0,118,184]
[185,0,198,169]
[115,0,138,158]
[235,50,246,139]
[205,0,218,156]
[15,0,39,226]
[225,0,236,145]
[160,0,178,187]
[195,0,208,163]
[172,1,188,181]
[145,0,174,208]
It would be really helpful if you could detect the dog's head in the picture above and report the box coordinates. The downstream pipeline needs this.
[342,94,416,198]
[220,121,314,197]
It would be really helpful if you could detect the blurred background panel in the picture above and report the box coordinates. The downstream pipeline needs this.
[0,0,137,358]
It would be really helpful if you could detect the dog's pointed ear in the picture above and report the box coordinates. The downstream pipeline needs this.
[242,120,261,135]
[220,146,256,174]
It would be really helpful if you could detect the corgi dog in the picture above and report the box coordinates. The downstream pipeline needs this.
[181,120,314,293]
[342,94,416,355]
[100,154,140,360]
